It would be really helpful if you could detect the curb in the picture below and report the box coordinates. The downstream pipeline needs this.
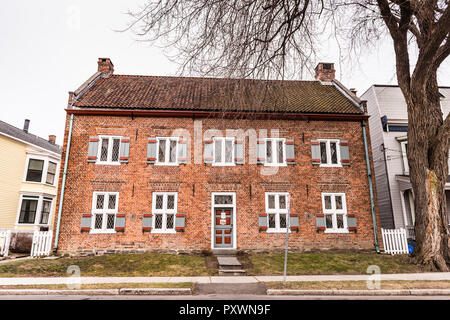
[0,289,118,295]
[0,288,192,296]
[267,289,450,296]
[119,288,192,295]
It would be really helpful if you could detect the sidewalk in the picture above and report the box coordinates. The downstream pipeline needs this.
[1,272,449,286]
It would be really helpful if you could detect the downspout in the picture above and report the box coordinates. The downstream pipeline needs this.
[362,119,380,253]
[53,113,74,253]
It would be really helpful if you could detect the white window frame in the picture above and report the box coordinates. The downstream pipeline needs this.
[212,137,235,166]
[318,139,342,167]
[155,137,179,166]
[151,192,178,234]
[400,140,409,174]
[15,193,54,227]
[265,192,290,233]
[90,191,119,234]
[264,138,287,166]
[96,135,122,165]
[321,193,348,233]
[23,154,60,186]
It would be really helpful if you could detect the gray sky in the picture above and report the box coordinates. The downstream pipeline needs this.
[1,1,449,145]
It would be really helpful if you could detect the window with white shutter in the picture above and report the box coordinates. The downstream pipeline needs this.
[91,192,119,233]
[152,192,177,233]
[265,192,289,233]
[96,136,122,165]
[264,138,287,166]
[318,139,342,167]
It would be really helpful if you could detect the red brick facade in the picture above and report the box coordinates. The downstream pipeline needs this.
[54,113,382,255]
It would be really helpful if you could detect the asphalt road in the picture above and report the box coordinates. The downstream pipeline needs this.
[0,294,448,300]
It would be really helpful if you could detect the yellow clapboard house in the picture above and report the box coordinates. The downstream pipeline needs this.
[0,119,61,233]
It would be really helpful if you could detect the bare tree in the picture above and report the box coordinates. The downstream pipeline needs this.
[126,0,450,271]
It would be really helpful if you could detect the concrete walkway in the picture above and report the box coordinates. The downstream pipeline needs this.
[0,272,449,286]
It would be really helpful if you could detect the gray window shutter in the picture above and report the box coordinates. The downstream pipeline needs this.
[258,213,268,231]
[81,214,92,232]
[204,139,213,164]
[175,213,185,232]
[290,214,299,231]
[87,136,99,162]
[147,138,157,164]
[286,139,295,164]
[316,213,326,231]
[311,140,320,165]
[142,213,152,232]
[340,140,350,165]
[234,138,244,164]
[347,214,357,231]
[257,139,265,164]
[115,213,126,232]
[178,139,187,164]
[119,137,130,163]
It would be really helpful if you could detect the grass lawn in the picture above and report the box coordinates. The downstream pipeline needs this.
[243,251,424,275]
[0,253,216,277]
[0,282,192,290]
[266,280,450,290]
[0,251,425,277]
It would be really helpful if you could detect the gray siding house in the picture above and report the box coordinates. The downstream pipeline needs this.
[362,85,450,239]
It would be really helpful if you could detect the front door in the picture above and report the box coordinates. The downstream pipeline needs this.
[214,208,233,248]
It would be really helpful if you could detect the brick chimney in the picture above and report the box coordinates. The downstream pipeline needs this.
[97,58,114,75]
[314,62,335,82]
[48,135,56,144]
[23,119,30,133]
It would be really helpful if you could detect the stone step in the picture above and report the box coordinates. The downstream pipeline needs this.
[219,264,242,270]
[212,250,237,256]
[218,269,247,276]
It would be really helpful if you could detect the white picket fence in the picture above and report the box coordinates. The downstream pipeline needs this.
[381,228,409,255]
[0,230,11,257]
[31,231,53,257]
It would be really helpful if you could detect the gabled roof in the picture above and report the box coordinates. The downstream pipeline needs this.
[70,74,363,114]
[0,120,62,155]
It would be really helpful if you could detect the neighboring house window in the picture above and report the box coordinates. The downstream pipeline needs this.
[46,161,57,185]
[265,138,286,166]
[17,195,53,226]
[400,141,409,174]
[97,136,121,164]
[213,137,235,166]
[156,137,178,165]
[26,159,44,182]
[319,139,341,166]
[265,192,289,232]
[24,157,59,186]
[91,192,118,232]
[322,193,348,233]
[152,192,177,233]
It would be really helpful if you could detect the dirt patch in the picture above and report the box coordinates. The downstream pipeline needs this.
[236,252,254,270]
[205,256,218,271]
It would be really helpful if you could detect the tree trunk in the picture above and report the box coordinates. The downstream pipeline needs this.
[405,76,450,271]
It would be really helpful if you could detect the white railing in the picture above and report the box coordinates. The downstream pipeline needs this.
[0,230,11,257]
[31,231,53,257]
[381,228,409,255]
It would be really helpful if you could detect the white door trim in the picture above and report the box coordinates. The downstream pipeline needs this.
[211,192,236,250]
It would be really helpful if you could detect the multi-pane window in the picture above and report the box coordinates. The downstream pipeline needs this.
[25,157,58,185]
[265,138,286,165]
[91,192,118,232]
[322,193,348,233]
[152,192,177,233]
[265,193,289,232]
[213,137,235,165]
[17,195,53,225]
[97,136,121,164]
[319,140,341,166]
[46,162,57,185]
[156,137,178,165]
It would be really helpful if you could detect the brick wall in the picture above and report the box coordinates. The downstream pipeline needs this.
[53,114,381,254]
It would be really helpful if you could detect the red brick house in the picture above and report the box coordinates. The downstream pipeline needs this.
[53,58,381,255]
